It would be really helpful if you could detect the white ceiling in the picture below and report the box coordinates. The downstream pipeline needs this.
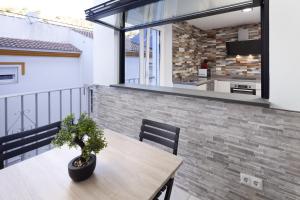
[187,7,260,30]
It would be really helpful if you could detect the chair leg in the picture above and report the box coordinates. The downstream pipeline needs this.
[0,161,3,170]
[164,178,174,200]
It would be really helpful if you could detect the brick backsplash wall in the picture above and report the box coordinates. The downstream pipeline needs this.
[214,24,261,79]
[172,22,261,82]
[173,22,202,82]
[92,85,300,200]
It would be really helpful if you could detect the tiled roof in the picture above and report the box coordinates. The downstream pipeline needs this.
[72,28,93,39]
[125,37,139,52]
[0,37,81,53]
[125,36,153,54]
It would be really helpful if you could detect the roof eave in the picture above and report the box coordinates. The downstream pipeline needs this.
[0,48,81,58]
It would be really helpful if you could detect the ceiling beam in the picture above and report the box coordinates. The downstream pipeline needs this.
[85,0,160,21]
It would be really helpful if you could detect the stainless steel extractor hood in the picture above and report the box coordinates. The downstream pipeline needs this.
[226,28,261,56]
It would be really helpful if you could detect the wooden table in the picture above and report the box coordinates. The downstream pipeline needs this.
[0,129,182,200]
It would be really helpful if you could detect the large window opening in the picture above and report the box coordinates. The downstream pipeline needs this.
[125,28,160,85]
[172,8,262,97]
[86,0,268,99]
[124,8,262,97]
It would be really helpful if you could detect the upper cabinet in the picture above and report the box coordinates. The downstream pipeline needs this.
[226,40,261,56]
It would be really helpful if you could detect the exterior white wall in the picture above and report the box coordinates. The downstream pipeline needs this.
[269,1,300,111]
[159,24,173,87]
[0,15,70,42]
[69,31,93,85]
[0,56,81,96]
[92,0,119,86]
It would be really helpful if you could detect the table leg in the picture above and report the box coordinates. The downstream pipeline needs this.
[164,178,174,200]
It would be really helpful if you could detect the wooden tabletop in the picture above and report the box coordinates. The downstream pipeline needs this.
[0,129,182,200]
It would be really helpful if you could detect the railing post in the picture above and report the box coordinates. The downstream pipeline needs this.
[48,92,51,124]
[79,88,82,115]
[0,144,4,169]
[20,95,24,132]
[20,95,24,161]
[59,90,62,121]
[4,97,8,136]
[48,91,51,150]
[87,87,91,116]
[90,88,93,114]
[70,89,72,114]
[35,93,39,155]
[4,97,8,167]
[35,93,38,128]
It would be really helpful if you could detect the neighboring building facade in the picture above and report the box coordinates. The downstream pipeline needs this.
[0,14,92,138]
[0,37,81,95]
[0,14,93,96]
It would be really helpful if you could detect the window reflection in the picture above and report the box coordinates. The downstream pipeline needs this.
[125,29,160,85]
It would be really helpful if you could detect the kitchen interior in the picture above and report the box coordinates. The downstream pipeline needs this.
[172,7,262,96]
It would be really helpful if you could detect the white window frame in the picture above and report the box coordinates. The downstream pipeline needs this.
[0,65,19,85]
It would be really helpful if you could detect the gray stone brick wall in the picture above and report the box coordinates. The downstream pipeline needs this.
[92,85,300,200]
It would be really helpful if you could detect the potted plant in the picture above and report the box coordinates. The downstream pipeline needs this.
[52,114,107,182]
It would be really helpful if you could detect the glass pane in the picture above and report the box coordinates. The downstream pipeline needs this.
[125,28,160,85]
[125,0,253,28]
[148,29,160,85]
[125,30,140,84]
[98,13,123,29]
[94,0,254,29]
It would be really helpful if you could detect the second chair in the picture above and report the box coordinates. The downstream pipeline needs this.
[139,119,180,200]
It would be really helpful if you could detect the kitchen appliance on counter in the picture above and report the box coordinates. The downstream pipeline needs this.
[198,69,211,78]
[230,81,256,95]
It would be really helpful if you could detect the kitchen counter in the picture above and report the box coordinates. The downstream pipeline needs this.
[173,77,261,96]
[110,84,269,107]
[174,77,261,86]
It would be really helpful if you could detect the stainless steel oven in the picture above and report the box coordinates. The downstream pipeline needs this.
[230,82,256,95]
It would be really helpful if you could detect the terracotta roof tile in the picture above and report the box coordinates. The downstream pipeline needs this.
[0,37,81,53]
[71,29,93,39]
[125,37,139,52]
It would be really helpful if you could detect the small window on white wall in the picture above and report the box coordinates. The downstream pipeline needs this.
[0,67,18,84]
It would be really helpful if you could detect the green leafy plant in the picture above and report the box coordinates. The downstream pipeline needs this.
[52,114,107,166]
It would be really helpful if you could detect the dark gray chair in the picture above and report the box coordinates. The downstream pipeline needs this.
[139,119,180,200]
[0,122,61,169]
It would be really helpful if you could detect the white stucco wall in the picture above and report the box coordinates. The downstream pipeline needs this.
[0,15,70,42]
[269,1,300,111]
[92,0,119,86]
[69,31,93,85]
[0,56,81,96]
[159,24,173,87]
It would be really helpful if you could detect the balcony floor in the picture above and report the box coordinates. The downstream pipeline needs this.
[159,183,202,200]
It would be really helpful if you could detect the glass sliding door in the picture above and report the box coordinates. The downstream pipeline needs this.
[149,29,160,86]
[125,28,160,85]
[125,30,140,84]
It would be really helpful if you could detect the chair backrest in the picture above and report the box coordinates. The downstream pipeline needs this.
[139,119,180,155]
[0,121,61,169]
